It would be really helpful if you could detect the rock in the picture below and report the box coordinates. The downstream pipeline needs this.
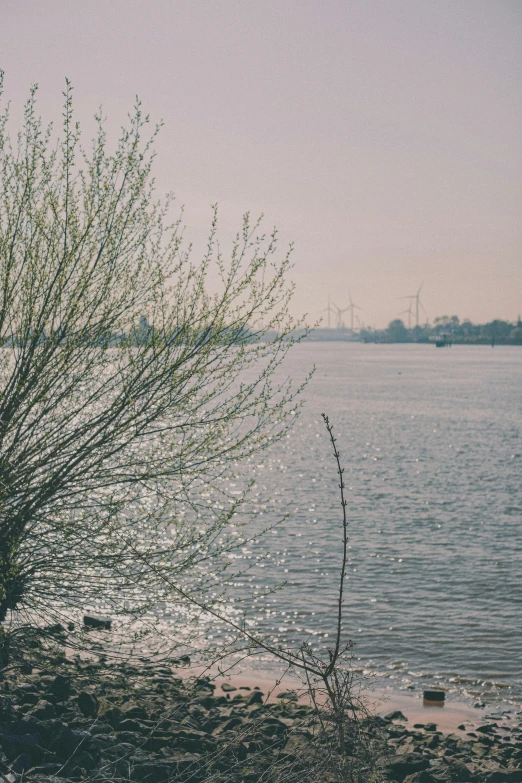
[0,696,14,721]
[89,722,112,735]
[118,718,145,732]
[115,731,143,746]
[424,691,445,702]
[246,690,264,705]
[131,757,200,782]
[169,727,216,753]
[122,703,148,720]
[276,690,298,701]
[50,674,71,701]
[484,774,522,783]
[170,654,190,665]
[388,725,408,738]
[75,750,97,770]
[283,732,311,755]
[472,742,491,757]
[213,716,245,735]
[90,734,113,751]
[102,705,123,727]
[0,730,42,760]
[28,699,55,720]
[386,711,409,722]
[77,690,99,717]
[20,715,62,745]
[424,734,441,749]
[259,717,288,736]
[478,724,498,734]
[221,683,237,692]
[442,758,474,781]
[144,734,175,752]
[83,614,112,630]
[380,752,430,781]
[403,772,438,783]
[101,741,136,759]
[51,727,92,759]
[44,623,66,636]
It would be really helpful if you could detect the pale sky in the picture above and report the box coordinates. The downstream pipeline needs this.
[1,0,521,327]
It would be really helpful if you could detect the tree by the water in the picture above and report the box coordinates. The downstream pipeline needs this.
[0,75,306,659]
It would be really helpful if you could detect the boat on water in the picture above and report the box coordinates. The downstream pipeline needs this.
[430,333,452,348]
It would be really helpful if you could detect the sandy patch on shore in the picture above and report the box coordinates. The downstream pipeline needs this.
[206,666,516,735]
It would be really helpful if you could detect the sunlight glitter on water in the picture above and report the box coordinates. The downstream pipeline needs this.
[205,344,522,706]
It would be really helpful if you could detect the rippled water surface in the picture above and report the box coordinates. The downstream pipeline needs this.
[231,344,522,705]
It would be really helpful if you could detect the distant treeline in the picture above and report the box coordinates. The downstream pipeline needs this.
[5,316,520,348]
[259,316,522,345]
[360,315,522,345]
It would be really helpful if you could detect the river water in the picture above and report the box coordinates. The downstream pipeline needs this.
[228,343,522,708]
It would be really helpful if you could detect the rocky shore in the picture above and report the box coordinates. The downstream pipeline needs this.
[0,655,521,783]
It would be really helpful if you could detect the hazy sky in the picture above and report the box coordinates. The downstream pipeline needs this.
[1,0,521,327]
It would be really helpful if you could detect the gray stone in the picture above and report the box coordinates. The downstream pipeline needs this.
[246,690,264,705]
[403,772,438,783]
[122,703,148,720]
[52,727,92,759]
[276,690,298,701]
[102,705,123,727]
[169,727,216,753]
[101,741,136,759]
[50,674,71,701]
[83,614,112,630]
[131,755,201,782]
[115,731,142,746]
[29,699,55,720]
[212,716,244,734]
[118,718,145,732]
[443,758,474,781]
[380,752,431,781]
[78,690,99,717]
[89,722,113,735]
[386,711,409,722]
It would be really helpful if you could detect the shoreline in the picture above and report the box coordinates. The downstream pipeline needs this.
[209,667,520,736]
[1,654,521,782]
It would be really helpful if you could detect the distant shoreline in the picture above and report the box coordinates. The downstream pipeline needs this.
[258,328,522,346]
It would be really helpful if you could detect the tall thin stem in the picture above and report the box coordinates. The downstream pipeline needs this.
[321,413,349,676]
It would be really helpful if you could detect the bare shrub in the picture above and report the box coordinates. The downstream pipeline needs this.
[0,73,307,662]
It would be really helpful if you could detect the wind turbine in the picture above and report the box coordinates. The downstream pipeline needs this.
[322,295,337,329]
[333,292,363,330]
[346,292,363,331]
[398,302,414,329]
[399,283,425,327]
[332,303,349,329]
